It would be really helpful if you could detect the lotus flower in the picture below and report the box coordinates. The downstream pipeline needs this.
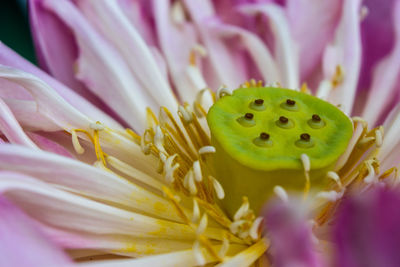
[1,0,400,266]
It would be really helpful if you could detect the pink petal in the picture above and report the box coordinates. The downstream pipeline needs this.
[211,22,279,83]
[75,0,178,111]
[42,0,157,131]
[0,43,122,130]
[265,199,324,267]
[239,3,300,88]
[1,98,59,132]
[184,0,248,90]
[358,0,398,92]
[0,97,38,148]
[29,0,91,100]
[0,66,92,131]
[0,77,32,100]
[28,132,75,158]
[322,0,362,114]
[286,0,343,81]
[117,1,171,83]
[117,0,157,46]
[334,187,400,267]
[0,195,72,266]
[153,0,203,101]
[361,0,400,126]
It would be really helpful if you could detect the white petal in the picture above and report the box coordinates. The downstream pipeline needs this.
[0,65,92,131]
[76,0,178,111]
[40,225,193,256]
[81,244,246,267]
[322,0,362,114]
[379,103,400,170]
[216,239,268,267]
[0,97,38,148]
[212,23,280,84]
[42,0,156,131]
[0,172,197,239]
[153,0,202,102]
[0,144,182,222]
[184,0,247,90]
[239,3,299,89]
[3,98,59,131]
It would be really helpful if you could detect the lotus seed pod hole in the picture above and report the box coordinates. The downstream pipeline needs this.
[207,87,353,217]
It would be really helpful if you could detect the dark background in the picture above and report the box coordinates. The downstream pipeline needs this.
[0,0,36,63]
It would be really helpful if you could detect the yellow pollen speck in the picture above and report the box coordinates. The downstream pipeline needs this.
[332,65,344,88]
[148,224,167,236]
[145,245,156,254]
[189,51,197,66]
[154,202,168,213]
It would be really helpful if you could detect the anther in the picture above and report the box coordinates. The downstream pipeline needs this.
[260,132,270,140]
[254,132,273,147]
[245,113,254,119]
[279,116,288,123]
[238,113,256,127]
[308,114,325,129]
[295,133,314,149]
[300,133,311,141]
[276,116,294,129]
[281,98,299,111]
[250,99,266,111]
[312,114,321,122]
[254,99,264,105]
[286,99,296,106]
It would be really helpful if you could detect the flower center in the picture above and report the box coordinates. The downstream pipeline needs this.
[207,86,353,216]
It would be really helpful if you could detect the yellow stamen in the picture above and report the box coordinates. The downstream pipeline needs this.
[301,154,311,199]
[71,129,85,154]
[332,65,344,88]
[380,167,398,180]
[93,129,106,166]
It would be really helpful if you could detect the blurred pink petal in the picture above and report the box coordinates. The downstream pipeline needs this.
[358,0,398,91]
[334,187,400,267]
[286,0,343,81]
[0,194,71,266]
[265,199,323,267]
[361,0,400,126]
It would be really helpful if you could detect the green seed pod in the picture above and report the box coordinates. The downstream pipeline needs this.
[207,87,353,217]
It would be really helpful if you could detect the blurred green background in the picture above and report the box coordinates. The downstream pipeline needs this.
[0,0,36,63]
